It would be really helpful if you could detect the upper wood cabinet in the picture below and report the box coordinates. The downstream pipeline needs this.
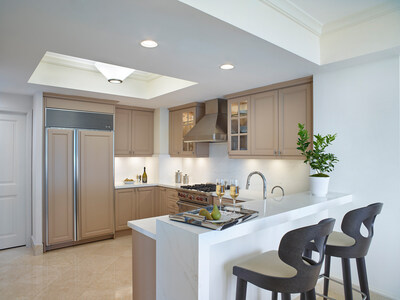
[278,84,312,156]
[169,103,209,157]
[226,77,313,159]
[228,96,251,155]
[115,106,154,157]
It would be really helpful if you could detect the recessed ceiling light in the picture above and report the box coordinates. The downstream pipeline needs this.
[140,40,158,48]
[220,64,234,70]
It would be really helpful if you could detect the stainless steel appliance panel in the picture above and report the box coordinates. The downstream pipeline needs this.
[45,108,113,131]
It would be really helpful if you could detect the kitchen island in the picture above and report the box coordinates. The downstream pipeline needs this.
[128,192,352,300]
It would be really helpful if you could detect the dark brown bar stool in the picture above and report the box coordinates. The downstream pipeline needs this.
[322,202,383,300]
[233,218,335,300]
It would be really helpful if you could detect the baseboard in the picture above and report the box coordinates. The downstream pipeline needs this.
[30,236,43,256]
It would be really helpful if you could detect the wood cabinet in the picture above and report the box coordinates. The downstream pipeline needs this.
[278,84,312,156]
[47,129,74,245]
[115,188,135,231]
[115,186,172,231]
[79,130,114,239]
[226,77,312,159]
[228,96,251,155]
[115,106,154,156]
[158,187,168,216]
[137,187,155,219]
[169,103,209,157]
[166,188,179,215]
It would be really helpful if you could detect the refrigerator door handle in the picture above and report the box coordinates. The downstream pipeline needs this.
[74,129,78,241]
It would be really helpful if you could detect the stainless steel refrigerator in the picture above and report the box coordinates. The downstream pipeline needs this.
[45,108,114,250]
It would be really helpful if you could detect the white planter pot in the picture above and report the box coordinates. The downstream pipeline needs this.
[310,176,330,197]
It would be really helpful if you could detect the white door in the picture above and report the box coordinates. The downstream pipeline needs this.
[0,112,26,249]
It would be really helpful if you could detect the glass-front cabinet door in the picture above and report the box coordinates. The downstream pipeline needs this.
[181,109,195,155]
[228,96,251,155]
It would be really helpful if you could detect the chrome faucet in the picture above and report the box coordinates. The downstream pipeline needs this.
[246,171,267,200]
[271,185,285,197]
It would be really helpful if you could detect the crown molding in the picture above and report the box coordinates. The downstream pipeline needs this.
[259,0,322,36]
[322,1,400,34]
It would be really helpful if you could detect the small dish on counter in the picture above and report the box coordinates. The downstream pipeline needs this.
[123,179,135,184]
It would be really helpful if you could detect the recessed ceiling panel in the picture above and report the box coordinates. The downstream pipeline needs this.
[28,52,197,99]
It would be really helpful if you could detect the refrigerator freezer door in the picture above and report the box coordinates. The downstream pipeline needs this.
[78,130,114,240]
[46,129,74,245]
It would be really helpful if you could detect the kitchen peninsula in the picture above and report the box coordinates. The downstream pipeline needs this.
[128,192,352,300]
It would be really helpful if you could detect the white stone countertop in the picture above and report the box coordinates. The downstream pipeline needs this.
[128,191,352,240]
[114,182,181,189]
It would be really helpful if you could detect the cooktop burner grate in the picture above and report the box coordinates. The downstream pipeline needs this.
[180,183,216,193]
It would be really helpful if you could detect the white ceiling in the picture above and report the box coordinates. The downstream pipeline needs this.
[0,0,397,108]
[290,0,386,24]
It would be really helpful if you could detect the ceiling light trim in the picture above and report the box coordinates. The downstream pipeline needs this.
[259,0,323,36]
[140,40,158,48]
[220,64,234,70]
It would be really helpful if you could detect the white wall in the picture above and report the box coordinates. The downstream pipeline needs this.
[314,56,400,298]
[181,144,309,196]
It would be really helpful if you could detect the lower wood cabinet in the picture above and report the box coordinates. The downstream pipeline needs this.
[166,189,179,215]
[115,186,176,231]
[158,187,168,216]
[115,188,136,231]
[137,187,155,219]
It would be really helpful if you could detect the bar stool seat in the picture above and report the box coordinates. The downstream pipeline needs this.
[235,250,297,279]
[327,231,356,247]
[233,218,335,300]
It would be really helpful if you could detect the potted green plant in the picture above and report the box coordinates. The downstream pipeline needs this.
[297,123,338,196]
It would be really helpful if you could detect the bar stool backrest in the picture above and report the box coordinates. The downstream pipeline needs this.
[278,218,335,293]
[340,202,383,258]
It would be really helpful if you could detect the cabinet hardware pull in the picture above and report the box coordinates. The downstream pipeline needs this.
[274,150,277,155]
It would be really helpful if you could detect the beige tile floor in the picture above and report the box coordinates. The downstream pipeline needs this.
[0,234,132,300]
[0,234,354,300]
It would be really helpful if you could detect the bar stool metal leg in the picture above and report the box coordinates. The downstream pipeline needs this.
[272,292,278,300]
[236,277,247,300]
[342,258,353,300]
[282,293,291,300]
[356,257,370,300]
[323,255,331,297]
[305,289,317,300]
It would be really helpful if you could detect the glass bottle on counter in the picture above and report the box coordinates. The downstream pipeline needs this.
[142,167,147,183]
